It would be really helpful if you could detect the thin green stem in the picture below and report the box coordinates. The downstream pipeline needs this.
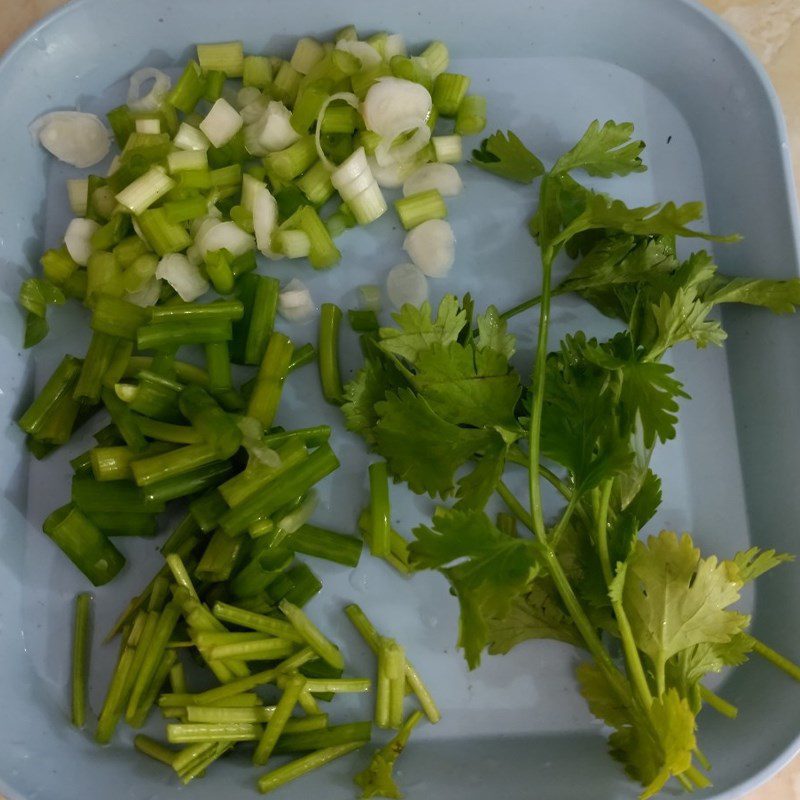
[746,635,800,682]
[699,685,738,719]
[549,491,580,548]
[496,480,534,533]
[595,479,614,586]
[71,593,92,727]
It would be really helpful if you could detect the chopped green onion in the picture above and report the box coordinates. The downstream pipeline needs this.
[243,55,272,88]
[272,62,302,106]
[275,230,311,259]
[107,105,135,148]
[230,545,293,599]
[207,638,295,662]
[95,623,139,743]
[92,295,150,341]
[432,72,471,117]
[90,445,143,481]
[137,318,232,350]
[432,134,462,163]
[91,213,132,251]
[231,274,280,366]
[387,640,406,729]
[134,734,178,766]
[270,563,322,608]
[264,135,317,181]
[257,742,365,794]
[167,722,261,744]
[71,592,92,728]
[179,385,242,458]
[296,160,335,205]
[455,94,487,135]
[285,205,341,269]
[253,674,305,766]
[246,332,293,428]
[218,445,338,537]
[321,104,358,135]
[212,601,303,642]
[305,678,370,694]
[287,524,362,568]
[291,83,331,134]
[130,442,221,487]
[136,207,193,255]
[74,332,120,404]
[195,527,242,580]
[196,41,244,76]
[72,476,164,513]
[318,303,343,404]
[85,511,158,538]
[129,648,177,728]
[86,252,124,300]
[348,309,379,332]
[420,41,449,77]
[279,599,343,670]
[116,167,175,215]
[394,189,447,230]
[43,504,126,586]
[290,37,325,75]
[203,69,226,102]
[101,386,149,451]
[18,355,82,437]
[389,55,433,90]
[166,60,205,114]
[368,461,391,558]
[40,246,79,286]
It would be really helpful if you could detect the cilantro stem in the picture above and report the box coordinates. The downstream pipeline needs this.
[685,764,712,789]
[611,589,654,711]
[746,635,800,682]
[699,685,738,719]
[595,479,614,586]
[549,492,580,548]
[496,480,534,532]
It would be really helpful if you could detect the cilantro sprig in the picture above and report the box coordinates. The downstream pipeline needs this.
[344,119,800,798]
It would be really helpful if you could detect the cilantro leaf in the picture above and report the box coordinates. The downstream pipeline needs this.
[342,359,398,446]
[374,390,495,497]
[488,578,582,654]
[379,296,466,363]
[554,194,740,249]
[475,305,515,359]
[647,288,726,357]
[413,343,521,430]
[615,531,749,676]
[409,509,538,668]
[609,689,696,800]
[455,439,507,511]
[355,711,423,799]
[576,662,633,729]
[471,130,545,184]
[701,275,800,314]
[729,547,794,584]
[672,634,754,691]
[553,120,646,179]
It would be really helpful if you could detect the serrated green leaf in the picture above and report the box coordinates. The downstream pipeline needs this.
[553,120,647,179]
[702,275,800,315]
[729,547,795,584]
[475,305,515,359]
[471,130,545,184]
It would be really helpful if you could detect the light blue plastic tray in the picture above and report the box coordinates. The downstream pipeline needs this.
[0,1,798,798]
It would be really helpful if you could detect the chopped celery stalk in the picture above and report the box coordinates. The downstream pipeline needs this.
[196,41,244,76]
[261,426,329,451]
[264,136,317,181]
[386,640,406,729]
[166,553,198,600]
[432,72,471,117]
[246,332,293,428]
[272,62,302,106]
[212,602,304,643]
[304,678,370,694]
[296,160,334,205]
[348,309,379,333]
[167,722,262,743]
[455,94,487,135]
[230,545,293,599]
[195,525,241,580]
[272,722,372,755]
[218,445,339,537]
[116,167,175,215]
[268,562,321,608]
[18,355,82,437]
[74,332,119,404]
[420,40,449,77]
[95,625,138,743]
[91,295,150,340]
[368,461,391,558]
[257,742,365,794]
[166,60,205,114]
[290,37,325,75]
[137,319,232,350]
[432,134,462,163]
[136,207,192,255]
[71,593,93,728]
[43,504,126,586]
[279,599,343,670]
[231,274,280,366]
[394,189,447,230]
[287,524,362,568]
[129,648,177,728]
[85,511,158,538]
[134,735,178,766]
[318,303,343,404]
[345,604,440,723]
[253,676,304,766]
[206,637,295,662]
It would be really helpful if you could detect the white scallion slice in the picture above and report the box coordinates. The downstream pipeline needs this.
[432,134,462,164]
[156,253,209,302]
[403,163,463,197]
[240,96,269,126]
[384,34,407,59]
[236,86,263,109]
[127,68,171,111]
[126,277,162,307]
[199,98,243,148]
[134,118,161,134]
[335,40,382,70]
[198,220,254,259]
[313,92,360,170]
[359,284,382,312]
[252,184,278,255]
[403,219,456,277]
[277,491,318,534]
[66,179,88,216]
[374,118,431,167]
[275,230,311,259]
[174,123,210,151]
[64,218,100,266]
[31,111,110,168]
[367,155,418,189]
[361,77,431,138]
[257,101,301,152]
[386,263,429,308]
[278,278,315,322]
[115,166,175,215]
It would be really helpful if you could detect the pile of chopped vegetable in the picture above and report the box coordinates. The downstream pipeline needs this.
[16,17,800,800]
[342,121,800,797]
